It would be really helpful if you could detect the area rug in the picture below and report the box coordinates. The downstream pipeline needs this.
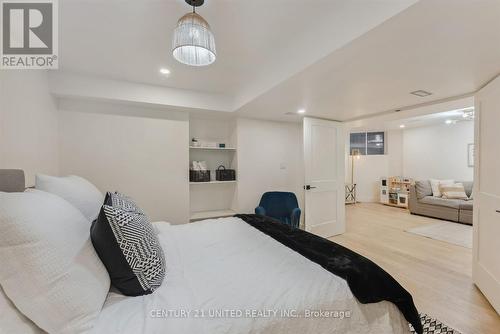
[410,313,462,334]
[406,222,472,248]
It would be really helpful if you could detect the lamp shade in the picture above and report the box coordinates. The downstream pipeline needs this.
[172,12,216,66]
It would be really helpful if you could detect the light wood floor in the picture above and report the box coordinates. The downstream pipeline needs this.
[329,203,499,334]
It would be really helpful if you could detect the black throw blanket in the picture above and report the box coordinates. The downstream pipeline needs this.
[235,214,423,334]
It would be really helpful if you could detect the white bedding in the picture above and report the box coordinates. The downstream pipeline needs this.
[91,217,411,334]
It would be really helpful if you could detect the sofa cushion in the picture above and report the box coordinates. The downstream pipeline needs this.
[459,201,473,211]
[415,180,433,199]
[419,196,462,209]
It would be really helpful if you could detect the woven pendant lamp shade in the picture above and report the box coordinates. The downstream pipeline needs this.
[172,12,216,66]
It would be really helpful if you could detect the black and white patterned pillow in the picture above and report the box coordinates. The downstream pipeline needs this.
[90,193,165,296]
[104,191,144,214]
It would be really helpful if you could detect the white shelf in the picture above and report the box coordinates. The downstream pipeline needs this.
[190,180,237,185]
[190,209,236,221]
[189,146,236,151]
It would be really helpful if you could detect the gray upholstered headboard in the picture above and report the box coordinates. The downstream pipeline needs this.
[0,169,25,192]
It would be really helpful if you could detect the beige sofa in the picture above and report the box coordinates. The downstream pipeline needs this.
[409,180,473,225]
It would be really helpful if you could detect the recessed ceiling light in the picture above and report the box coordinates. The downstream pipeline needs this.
[400,124,406,128]
[159,68,171,75]
[410,90,433,97]
[445,119,453,125]
[297,109,306,114]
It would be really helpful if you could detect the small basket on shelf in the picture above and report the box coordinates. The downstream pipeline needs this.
[215,165,236,181]
[190,170,211,182]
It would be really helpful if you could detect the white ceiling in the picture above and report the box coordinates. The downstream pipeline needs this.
[58,0,417,113]
[344,95,475,134]
[237,0,500,121]
[56,0,500,122]
[385,108,475,130]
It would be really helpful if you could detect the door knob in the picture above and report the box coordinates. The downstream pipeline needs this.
[304,185,317,190]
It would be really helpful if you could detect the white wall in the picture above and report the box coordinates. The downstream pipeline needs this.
[0,76,305,222]
[403,121,474,181]
[348,155,388,202]
[0,72,59,186]
[236,118,304,215]
[58,105,189,224]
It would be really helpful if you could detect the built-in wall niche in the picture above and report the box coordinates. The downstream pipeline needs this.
[189,118,237,221]
[189,149,236,182]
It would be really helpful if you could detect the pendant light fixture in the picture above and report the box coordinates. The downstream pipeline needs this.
[172,0,216,66]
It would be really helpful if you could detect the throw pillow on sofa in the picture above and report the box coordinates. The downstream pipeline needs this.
[440,183,468,200]
[430,179,454,197]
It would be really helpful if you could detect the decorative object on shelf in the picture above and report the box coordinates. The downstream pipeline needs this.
[190,160,210,182]
[218,143,226,148]
[467,143,474,167]
[215,165,236,181]
[191,160,207,171]
[345,183,357,204]
[191,137,200,147]
[189,170,210,182]
[172,0,216,67]
[199,141,217,148]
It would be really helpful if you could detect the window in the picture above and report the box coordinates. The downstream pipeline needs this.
[349,133,366,155]
[367,132,385,155]
[350,131,385,155]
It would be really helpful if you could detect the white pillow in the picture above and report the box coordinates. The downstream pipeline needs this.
[430,179,454,197]
[35,174,104,221]
[0,190,110,334]
[440,183,468,200]
[0,286,44,334]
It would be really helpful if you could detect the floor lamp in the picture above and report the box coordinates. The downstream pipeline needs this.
[346,149,361,204]
[351,149,361,185]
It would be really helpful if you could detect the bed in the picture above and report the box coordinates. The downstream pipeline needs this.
[0,170,420,334]
[90,218,412,334]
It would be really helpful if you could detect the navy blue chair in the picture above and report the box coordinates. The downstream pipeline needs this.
[255,192,301,228]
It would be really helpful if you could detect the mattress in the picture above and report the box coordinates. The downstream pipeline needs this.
[91,217,411,334]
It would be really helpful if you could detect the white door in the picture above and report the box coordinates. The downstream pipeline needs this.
[303,117,345,238]
[473,75,500,314]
